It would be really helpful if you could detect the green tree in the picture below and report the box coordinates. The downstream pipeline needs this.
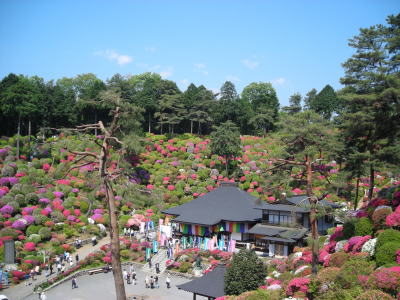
[248,106,275,136]
[213,81,240,125]
[274,111,337,274]
[210,121,242,176]
[187,86,214,134]
[155,93,185,134]
[309,85,339,119]
[339,14,400,201]
[224,249,267,296]
[241,82,280,122]
[303,88,317,110]
[282,92,302,115]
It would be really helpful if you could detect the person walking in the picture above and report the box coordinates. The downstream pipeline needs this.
[148,257,152,269]
[166,275,171,289]
[155,263,160,274]
[126,271,131,285]
[155,275,159,288]
[75,253,79,263]
[72,276,78,289]
[145,276,149,289]
[49,263,53,275]
[132,271,136,285]
[122,269,127,281]
[150,276,154,289]
[35,264,40,276]
[39,292,47,300]
[57,262,62,273]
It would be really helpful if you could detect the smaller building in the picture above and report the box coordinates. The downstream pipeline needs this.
[249,194,339,257]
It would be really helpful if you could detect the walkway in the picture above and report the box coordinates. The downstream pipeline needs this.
[2,235,110,300]
[21,267,205,300]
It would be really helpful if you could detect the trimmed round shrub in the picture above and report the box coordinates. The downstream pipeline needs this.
[50,211,65,223]
[25,192,39,205]
[375,242,400,267]
[178,261,192,273]
[337,258,375,289]
[120,249,130,259]
[38,227,52,241]
[376,229,400,250]
[355,217,373,236]
[14,194,26,205]
[26,225,41,236]
[372,207,393,229]
[356,290,395,300]
[27,234,42,244]
[33,214,47,225]
[329,252,350,267]
[342,221,356,240]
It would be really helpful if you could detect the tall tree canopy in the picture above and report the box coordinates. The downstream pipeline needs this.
[339,13,400,201]
[210,121,242,176]
[241,82,280,119]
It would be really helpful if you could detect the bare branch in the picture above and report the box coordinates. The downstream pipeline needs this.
[71,151,98,159]
[63,161,96,178]
[277,158,305,166]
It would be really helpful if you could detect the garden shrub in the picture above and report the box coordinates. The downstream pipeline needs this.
[322,286,364,300]
[63,227,75,239]
[14,194,26,205]
[316,267,340,285]
[38,227,52,241]
[120,249,130,259]
[328,251,350,267]
[337,258,375,289]
[34,214,47,225]
[372,207,393,229]
[26,225,41,236]
[27,234,42,244]
[375,242,400,267]
[355,217,373,236]
[25,193,39,205]
[178,261,192,273]
[342,220,356,240]
[355,290,395,300]
[224,249,267,296]
[376,229,400,250]
[50,211,65,223]
[0,227,19,239]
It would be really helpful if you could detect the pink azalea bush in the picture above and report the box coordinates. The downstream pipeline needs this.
[286,277,311,296]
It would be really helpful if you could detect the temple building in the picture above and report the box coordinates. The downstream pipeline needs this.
[162,182,338,256]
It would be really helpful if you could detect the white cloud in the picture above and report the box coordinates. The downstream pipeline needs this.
[94,50,133,66]
[225,75,241,83]
[270,77,286,86]
[241,58,259,69]
[145,46,157,53]
[193,63,209,75]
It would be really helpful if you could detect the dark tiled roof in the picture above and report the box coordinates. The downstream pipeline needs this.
[177,264,226,298]
[248,224,308,242]
[254,195,341,212]
[162,183,262,226]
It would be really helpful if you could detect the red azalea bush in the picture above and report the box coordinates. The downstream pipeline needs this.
[368,267,400,295]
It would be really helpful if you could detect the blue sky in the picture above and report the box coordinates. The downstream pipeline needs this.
[0,1,398,106]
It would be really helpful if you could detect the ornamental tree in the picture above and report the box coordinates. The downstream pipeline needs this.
[224,249,267,295]
[210,121,242,176]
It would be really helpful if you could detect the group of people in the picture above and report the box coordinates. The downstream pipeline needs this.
[144,275,159,289]
[74,239,83,249]
[122,264,137,285]
[123,227,136,238]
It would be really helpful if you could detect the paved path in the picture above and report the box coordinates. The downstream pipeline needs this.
[3,236,110,300]
[21,268,207,300]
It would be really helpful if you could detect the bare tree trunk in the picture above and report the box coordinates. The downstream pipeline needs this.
[98,109,126,300]
[190,120,193,134]
[148,111,151,133]
[94,111,98,136]
[16,114,21,159]
[225,157,229,177]
[306,155,318,275]
[160,122,163,134]
[28,119,31,158]
[368,164,374,201]
[354,177,360,210]
[198,121,201,135]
